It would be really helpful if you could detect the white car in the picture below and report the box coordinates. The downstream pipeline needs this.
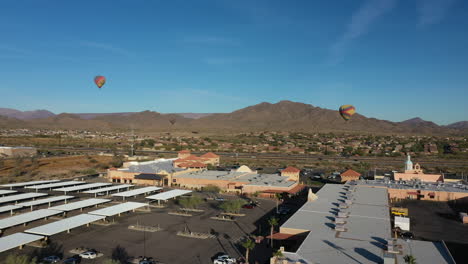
[79,251,97,259]
[213,255,236,264]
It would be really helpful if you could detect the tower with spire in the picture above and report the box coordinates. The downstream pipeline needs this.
[404,154,413,173]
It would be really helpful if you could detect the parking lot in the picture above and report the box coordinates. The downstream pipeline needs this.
[392,199,468,263]
[0,192,279,264]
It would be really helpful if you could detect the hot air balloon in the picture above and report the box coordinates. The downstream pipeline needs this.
[94,76,106,89]
[339,105,356,121]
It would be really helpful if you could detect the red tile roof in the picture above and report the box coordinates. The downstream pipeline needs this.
[266,232,296,240]
[282,166,301,173]
[201,152,219,158]
[340,169,361,177]
[263,184,305,194]
[178,150,190,154]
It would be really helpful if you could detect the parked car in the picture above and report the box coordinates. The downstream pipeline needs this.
[42,256,61,263]
[242,204,255,209]
[215,197,225,201]
[139,257,156,264]
[62,255,81,264]
[213,254,236,264]
[79,251,97,259]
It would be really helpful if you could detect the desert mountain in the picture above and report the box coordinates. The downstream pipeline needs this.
[0,101,466,135]
[0,108,55,120]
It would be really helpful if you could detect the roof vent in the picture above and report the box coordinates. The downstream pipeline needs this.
[335,224,346,232]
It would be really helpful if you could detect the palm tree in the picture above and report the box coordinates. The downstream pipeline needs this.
[404,255,417,264]
[268,216,279,248]
[241,238,255,264]
[274,193,282,213]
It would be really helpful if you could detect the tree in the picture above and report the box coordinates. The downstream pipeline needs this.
[111,245,129,264]
[404,255,417,264]
[274,193,282,214]
[4,254,37,264]
[219,199,247,214]
[203,185,221,193]
[241,238,255,264]
[31,241,63,260]
[268,216,279,248]
[178,195,203,209]
[272,250,284,264]
[110,155,124,168]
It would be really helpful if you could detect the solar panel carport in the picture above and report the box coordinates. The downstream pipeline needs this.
[16,195,74,211]
[111,186,161,200]
[0,209,62,231]
[0,205,23,215]
[0,180,60,189]
[53,182,112,194]
[83,184,133,197]
[0,190,17,196]
[0,192,48,205]
[26,181,86,191]
[25,214,105,237]
[0,233,44,252]
[88,202,147,217]
[48,198,111,215]
[146,189,192,205]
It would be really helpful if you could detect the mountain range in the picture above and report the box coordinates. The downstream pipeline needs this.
[0,101,467,135]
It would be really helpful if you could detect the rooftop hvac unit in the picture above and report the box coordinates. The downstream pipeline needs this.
[335,224,346,232]
[339,203,348,209]
[345,199,353,205]
[335,218,346,224]
[337,212,349,218]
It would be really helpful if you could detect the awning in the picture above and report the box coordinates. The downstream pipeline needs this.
[263,184,306,195]
[407,192,419,195]
[266,232,296,240]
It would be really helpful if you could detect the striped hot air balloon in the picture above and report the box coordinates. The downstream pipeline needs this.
[94,76,106,89]
[339,105,356,121]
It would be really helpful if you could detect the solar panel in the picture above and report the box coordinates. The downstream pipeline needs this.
[0,209,62,230]
[53,183,112,193]
[146,189,192,201]
[83,184,133,194]
[0,192,48,205]
[26,181,86,190]
[48,198,111,212]
[0,205,23,214]
[25,214,105,236]
[111,187,162,198]
[0,232,44,253]
[88,202,147,217]
[0,190,17,196]
[16,195,74,207]
[0,180,60,188]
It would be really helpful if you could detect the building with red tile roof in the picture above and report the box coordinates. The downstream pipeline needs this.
[281,166,301,181]
[340,169,361,182]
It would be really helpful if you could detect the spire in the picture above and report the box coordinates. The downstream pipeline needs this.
[404,154,413,172]
[308,188,318,202]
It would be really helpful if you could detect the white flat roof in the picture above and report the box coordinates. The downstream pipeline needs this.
[25,214,105,236]
[0,209,62,230]
[26,181,86,190]
[0,190,17,196]
[53,183,112,193]
[48,198,111,212]
[111,187,162,197]
[88,202,147,217]
[83,184,133,194]
[146,189,192,201]
[0,205,23,214]
[0,180,60,188]
[0,193,48,204]
[0,232,44,253]
[16,195,74,207]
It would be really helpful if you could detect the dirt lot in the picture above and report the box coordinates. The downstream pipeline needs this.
[0,191,283,264]
[392,199,468,263]
[0,155,114,183]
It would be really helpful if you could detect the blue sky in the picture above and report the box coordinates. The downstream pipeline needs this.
[1,0,467,125]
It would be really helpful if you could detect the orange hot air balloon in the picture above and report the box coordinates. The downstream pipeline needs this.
[339,105,356,121]
[94,76,106,89]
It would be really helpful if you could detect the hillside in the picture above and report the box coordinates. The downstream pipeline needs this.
[0,108,55,120]
[0,101,466,135]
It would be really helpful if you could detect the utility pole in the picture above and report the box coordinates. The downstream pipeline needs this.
[130,128,135,157]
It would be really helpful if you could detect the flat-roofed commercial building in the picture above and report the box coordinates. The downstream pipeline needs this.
[271,183,455,264]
